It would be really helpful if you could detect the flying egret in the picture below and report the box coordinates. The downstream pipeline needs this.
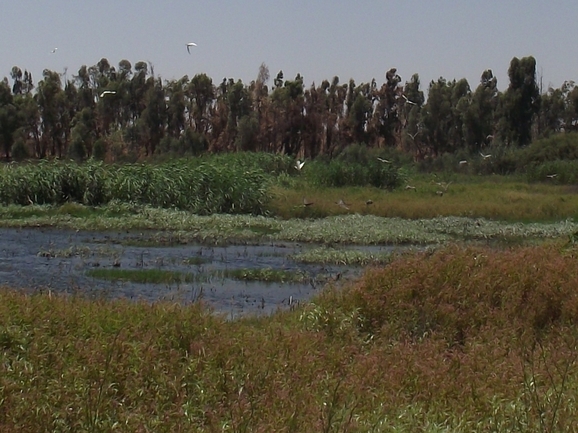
[302,198,314,207]
[336,199,350,210]
[50,48,58,54]
[295,160,305,170]
[100,90,116,97]
[459,160,468,166]
[186,42,197,54]
[436,181,452,192]
[405,185,417,191]
[546,174,557,179]
[479,151,492,160]
[407,131,420,140]
[377,157,391,163]
[365,199,373,205]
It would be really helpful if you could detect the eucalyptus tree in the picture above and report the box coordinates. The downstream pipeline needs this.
[462,70,499,151]
[250,63,271,152]
[186,73,215,135]
[319,76,347,156]
[270,73,305,155]
[165,76,187,140]
[401,73,425,156]
[10,67,23,95]
[301,83,325,158]
[346,80,373,144]
[139,77,167,156]
[536,85,567,138]
[420,77,471,155]
[497,56,540,146]
[13,91,40,158]
[10,67,34,96]
[0,79,19,159]
[564,82,578,133]
[35,69,71,157]
[370,68,404,147]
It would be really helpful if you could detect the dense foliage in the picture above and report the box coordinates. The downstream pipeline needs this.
[2,56,577,164]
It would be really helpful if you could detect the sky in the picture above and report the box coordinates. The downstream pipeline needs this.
[1,1,577,94]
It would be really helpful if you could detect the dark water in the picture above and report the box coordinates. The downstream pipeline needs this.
[0,228,396,318]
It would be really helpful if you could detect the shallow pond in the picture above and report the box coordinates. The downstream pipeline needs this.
[0,228,399,318]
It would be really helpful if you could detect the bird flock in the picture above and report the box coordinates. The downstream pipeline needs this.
[292,155,485,211]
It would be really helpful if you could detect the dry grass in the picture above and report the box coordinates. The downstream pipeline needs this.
[2,244,578,431]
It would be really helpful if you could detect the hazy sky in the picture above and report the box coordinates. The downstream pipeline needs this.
[2,1,577,93]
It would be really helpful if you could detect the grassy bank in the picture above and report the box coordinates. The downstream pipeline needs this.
[269,175,578,221]
[1,243,577,431]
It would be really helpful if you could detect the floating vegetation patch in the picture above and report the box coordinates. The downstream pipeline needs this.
[86,268,201,284]
[290,247,393,266]
[182,256,212,266]
[223,268,309,283]
[1,206,577,246]
[37,245,120,259]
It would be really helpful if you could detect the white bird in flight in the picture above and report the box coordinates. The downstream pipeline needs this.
[100,90,116,97]
[50,48,58,54]
[377,157,391,163]
[336,199,350,210]
[295,160,305,170]
[479,151,492,160]
[186,42,197,54]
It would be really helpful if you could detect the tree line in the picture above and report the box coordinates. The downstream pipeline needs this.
[1,56,578,162]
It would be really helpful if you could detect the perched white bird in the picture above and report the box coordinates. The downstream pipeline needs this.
[479,152,492,160]
[100,90,116,97]
[50,48,58,54]
[402,94,417,105]
[377,157,391,163]
[186,42,197,54]
[295,160,305,170]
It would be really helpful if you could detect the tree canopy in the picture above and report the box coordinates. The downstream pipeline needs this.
[1,56,575,162]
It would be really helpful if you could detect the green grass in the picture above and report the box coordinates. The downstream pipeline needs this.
[2,243,578,431]
[268,174,578,221]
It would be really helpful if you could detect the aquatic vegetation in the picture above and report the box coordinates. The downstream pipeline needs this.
[224,267,308,283]
[290,246,393,266]
[1,204,576,246]
[86,268,201,284]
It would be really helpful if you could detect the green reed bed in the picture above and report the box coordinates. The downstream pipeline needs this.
[2,244,578,431]
[0,155,280,215]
